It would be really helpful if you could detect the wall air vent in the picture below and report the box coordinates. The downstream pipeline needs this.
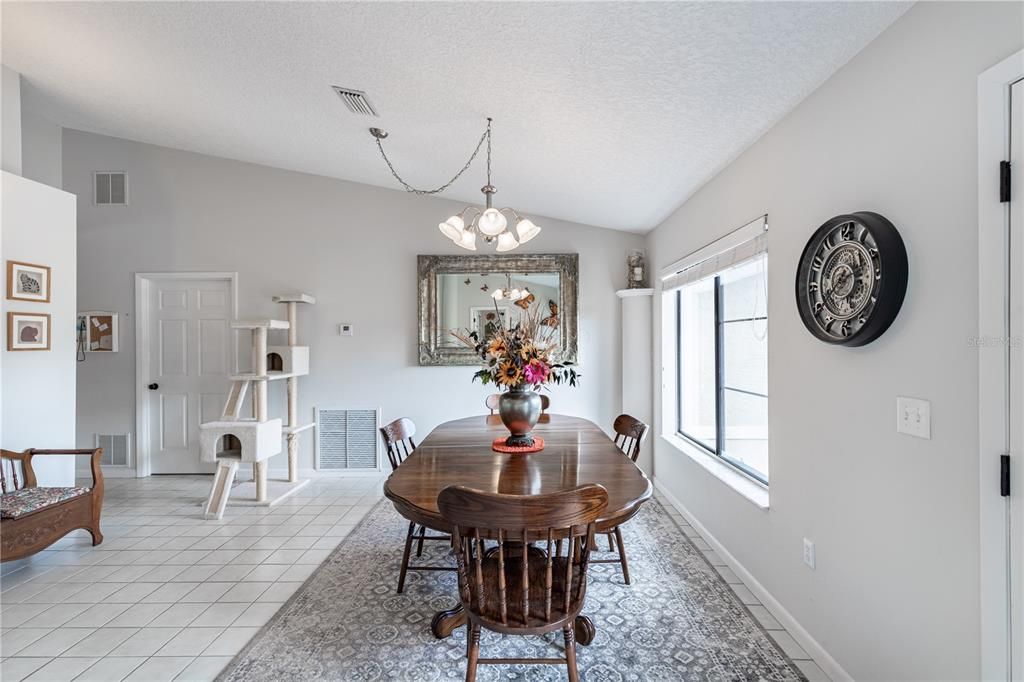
[94,171,128,206]
[95,433,130,467]
[331,86,378,117]
[315,407,381,471]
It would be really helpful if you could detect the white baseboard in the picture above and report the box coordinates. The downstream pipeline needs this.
[653,477,852,682]
[84,467,385,480]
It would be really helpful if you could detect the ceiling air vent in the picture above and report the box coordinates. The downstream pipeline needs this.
[331,86,378,117]
[94,171,128,206]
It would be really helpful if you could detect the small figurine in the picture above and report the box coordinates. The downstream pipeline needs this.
[627,250,647,289]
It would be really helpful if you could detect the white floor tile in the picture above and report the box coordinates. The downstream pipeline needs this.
[16,628,95,657]
[23,657,98,682]
[156,627,224,657]
[202,626,259,656]
[0,657,50,682]
[105,603,172,628]
[231,602,279,628]
[123,656,194,682]
[62,603,133,629]
[148,604,210,628]
[74,656,147,682]
[217,582,271,603]
[768,630,811,660]
[110,627,182,657]
[190,603,247,627]
[795,659,831,681]
[60,627,138,657]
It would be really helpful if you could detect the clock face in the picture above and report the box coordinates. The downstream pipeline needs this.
[796,212,907,346]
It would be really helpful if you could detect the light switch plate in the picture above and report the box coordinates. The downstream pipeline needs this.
[896,396,931,439]
[339,323,354,337]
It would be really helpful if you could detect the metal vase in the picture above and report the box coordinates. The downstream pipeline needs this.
[498,385,542,447]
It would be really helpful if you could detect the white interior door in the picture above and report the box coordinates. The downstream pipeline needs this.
[146,277,233,474]
[1011,77,1024,679]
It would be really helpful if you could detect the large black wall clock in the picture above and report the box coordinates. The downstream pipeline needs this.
[795,211,908,346]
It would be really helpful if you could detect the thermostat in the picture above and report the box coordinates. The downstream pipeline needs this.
[339,323,354,337]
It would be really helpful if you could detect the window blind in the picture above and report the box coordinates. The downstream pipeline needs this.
[661,216,768,291]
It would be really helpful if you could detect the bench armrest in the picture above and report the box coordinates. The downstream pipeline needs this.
[24,449,104,491]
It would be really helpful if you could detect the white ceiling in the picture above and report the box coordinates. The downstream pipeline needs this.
[2,2,909,233]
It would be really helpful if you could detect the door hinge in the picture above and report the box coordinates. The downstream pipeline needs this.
[1001,453,1010,496]
[1000,161,1011,203]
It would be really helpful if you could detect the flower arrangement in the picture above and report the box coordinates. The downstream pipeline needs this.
[451,300,578,390]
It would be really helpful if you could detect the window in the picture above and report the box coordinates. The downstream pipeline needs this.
[666,220,768,483]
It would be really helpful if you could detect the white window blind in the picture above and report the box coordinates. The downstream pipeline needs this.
[661,216,767,291]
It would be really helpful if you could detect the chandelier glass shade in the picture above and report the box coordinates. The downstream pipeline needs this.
[372,118,541,251]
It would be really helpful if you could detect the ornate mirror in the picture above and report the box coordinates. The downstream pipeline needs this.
[417,253,579,366]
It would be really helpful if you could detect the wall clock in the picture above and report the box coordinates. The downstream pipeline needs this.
[795,211,908,346]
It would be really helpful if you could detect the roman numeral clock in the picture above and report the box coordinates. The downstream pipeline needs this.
[795,211,908,346]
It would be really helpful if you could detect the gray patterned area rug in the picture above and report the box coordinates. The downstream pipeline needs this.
[218,499,803,681]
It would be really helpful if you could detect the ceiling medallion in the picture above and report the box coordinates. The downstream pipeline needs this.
[370,118,541,251]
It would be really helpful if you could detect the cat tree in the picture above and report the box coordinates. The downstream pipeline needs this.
[200,293,315,520]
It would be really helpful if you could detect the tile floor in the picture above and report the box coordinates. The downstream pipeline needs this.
[1,474,386,682]
[1,475,831,682]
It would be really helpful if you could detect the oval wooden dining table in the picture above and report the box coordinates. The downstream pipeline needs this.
[383,413,653,645]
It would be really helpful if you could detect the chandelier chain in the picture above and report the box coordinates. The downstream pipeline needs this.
[373,119,492,196]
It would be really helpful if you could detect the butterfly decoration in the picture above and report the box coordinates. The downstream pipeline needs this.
[480,284,489,293]
[464,278,471,286]
[541,300,559,327]
[513,291,536,309]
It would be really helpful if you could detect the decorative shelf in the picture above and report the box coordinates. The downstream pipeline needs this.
[272,293,316,305]
[282,422,315,436]
[615,288,654,298]
[231,319,290,330]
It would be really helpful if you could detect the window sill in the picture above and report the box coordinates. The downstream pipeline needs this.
[660,433,770,510]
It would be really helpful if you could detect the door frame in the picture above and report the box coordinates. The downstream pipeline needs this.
[979,49,1024,682]
[134,271,238,478]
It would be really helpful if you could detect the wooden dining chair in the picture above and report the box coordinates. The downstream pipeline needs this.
[485,394,501,415]
[540,394,550,413]
[379,417,452,593]
[438,484,608,682]
[590,414,649,585]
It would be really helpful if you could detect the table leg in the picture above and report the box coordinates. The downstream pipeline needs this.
[431,603,467,639]
[573,615,596,646]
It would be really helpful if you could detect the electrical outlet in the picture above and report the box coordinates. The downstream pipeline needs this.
[896,396,931,439]
[803,538,816,570]
[339,323,354,337]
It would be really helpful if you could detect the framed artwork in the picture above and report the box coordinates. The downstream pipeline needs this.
[7,312,51,351]
[6,261,51,303]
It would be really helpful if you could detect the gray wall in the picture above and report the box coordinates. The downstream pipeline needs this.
[645,3,1023,679]
[64,129,642,475]
[2,65,22,175]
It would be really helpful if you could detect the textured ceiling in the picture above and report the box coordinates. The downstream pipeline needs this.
[1,2,909,232]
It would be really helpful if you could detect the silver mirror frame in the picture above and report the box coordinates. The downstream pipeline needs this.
[417,253,579,366]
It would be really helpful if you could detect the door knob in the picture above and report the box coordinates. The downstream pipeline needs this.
[148,383,159,390]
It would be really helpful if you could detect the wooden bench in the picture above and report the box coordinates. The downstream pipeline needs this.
[1,448,104,562]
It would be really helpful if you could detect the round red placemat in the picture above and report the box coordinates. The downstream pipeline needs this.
[491,436,545,454]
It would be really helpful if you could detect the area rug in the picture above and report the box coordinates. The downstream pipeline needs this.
[218,498,804,681]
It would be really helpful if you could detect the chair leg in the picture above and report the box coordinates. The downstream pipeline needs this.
[466,623,481,682]
[606,532,615,552]
[563,623,579,682]
[416,524,426,557]
[397,521,416,593]
[614,526,630,585]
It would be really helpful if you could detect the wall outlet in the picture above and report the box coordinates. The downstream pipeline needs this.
[896,396,931,439]
[338,323,354,337]
[803,538,816,570]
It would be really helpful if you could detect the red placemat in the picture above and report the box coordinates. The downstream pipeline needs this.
[491,436,545,454]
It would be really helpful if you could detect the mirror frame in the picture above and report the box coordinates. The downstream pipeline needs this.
[417,253,579,366]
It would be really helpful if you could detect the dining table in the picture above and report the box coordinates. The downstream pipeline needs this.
[383,413,653,645]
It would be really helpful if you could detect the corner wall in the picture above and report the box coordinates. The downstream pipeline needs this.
[645,3,1023,679]
[1,171,77,485]
[63,130,642,475]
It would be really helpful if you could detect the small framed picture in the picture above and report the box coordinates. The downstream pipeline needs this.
[6,261,51,303]
[7,312,51,351]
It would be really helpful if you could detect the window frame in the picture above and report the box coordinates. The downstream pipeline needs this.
[674,265,768,485]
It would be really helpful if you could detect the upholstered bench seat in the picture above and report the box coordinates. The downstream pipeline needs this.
[1,486,90,519]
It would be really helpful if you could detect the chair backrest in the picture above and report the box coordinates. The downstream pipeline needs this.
[0,451,28,493]
[540,395,550,412]
[438,484,608,628]
[379,418,417,472]
[612,414,649,463]
[485,394,501,414]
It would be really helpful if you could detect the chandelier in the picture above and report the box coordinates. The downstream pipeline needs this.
[490,273,532,302]
[370,118,541,252]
